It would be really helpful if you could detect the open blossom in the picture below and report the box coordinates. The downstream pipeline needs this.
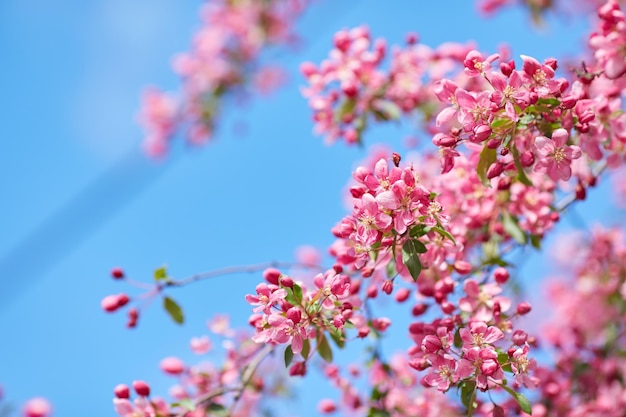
[424,355,459,391]
[533,128,582,181]
[245,283,287,313]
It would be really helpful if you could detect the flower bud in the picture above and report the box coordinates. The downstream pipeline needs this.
[516,302,532,315]
[160,357,185,375]
[263,268,281,285]
[23,398,52,417]
[114,384,130,399]
[512,330,528,345]
[382,280,393,295]
[132,380,151,397]
[111,267,125,280]
[395,288,410,303]
[493,267,509,284]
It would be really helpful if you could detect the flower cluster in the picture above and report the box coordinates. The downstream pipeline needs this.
[139,0,309,156]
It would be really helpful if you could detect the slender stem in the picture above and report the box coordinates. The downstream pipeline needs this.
[164,261,324,287]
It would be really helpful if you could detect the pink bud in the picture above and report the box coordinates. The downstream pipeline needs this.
[318,399,337,414]
[516,302,532,315]
[395,288,410,303]
[333,314,345,329]
[422,335,442,353]
[520,151,535,167]
[289,361,307,377]
[132,380,151,397]
[372,317,391,332]
[101,295,120,313]
[286,307,302,324]
[381,280,393,295]
[409,357,430,371]
[357,327,370,338]
[512,330,528,345]
[412,303,429,316]
[280,276,294,288]
[487,162,504,179]
[406,32,418,45]
[111,267,125,280]
[127,308,139,329]
[366,285,378,298]
[440,300,455,314]
[114,384,130,399]
[493,267,509,284]
[117,294,130,308]
[300,62,317,78]
[481,359,500,376]
[160,357,185,375]
[263,268,281,285]
[23,398,52,417]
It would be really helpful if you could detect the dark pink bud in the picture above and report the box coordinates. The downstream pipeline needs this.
[263,268,281,285]
[406,32,418,45]
[473,124,492,142]
[579,111,595,124]
[412,303,429,316]
[280,276,294,288]
[487,162,504,179]
[333,314,345,329]
[289,361,307,377]
[286,307,302,324]
[517,302,532,315]
[127,308,139,329]
[493,405,505,417]
[114,384,130,399]
[111,267,125,280]
[342,81,358,98]
[481,359,500,376]
[575,182,586,200]
[497,177,511,190]
[332,264,343,274]
[493,267,509,284]
[333,31,351,52]
[422,335,442,353]
[512,330,528,345]
[357,327,370,338]
[520,151,535,167]
[440,300,455,314]
[500,60,514,76]
[382,280,393,295]
[432,133,457,147]
[117,294,130,308]
[132,380,151,397]
[487,138,501,149]
[395,288,410,303]
[392,152,401,167]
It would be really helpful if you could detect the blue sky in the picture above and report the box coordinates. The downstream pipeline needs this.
[0,1,613,416]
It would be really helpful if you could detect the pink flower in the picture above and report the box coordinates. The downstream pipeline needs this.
[245,283,287,313]
[424,355,458,392]
[190,335,212,354]
[533,128,582,181]
[459,321,504,350]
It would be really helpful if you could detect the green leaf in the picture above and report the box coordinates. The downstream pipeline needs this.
[453,328,463,348]
[163,296,184,325]
[301,338,311,359]
[432,225,457,245]
[460,380,476,410]
[336,98,356,122]
[154,266,168,281]
[502,211,527,244]
[409,224,431,238]
[207,403,228,417]
[518,113,534,125]
[317,333,333,362]
[477,144,497,187]
[329,328,345,349]
[510,145,533,186]
[402,239,425,281]
[491,118,513,129]
[292,284,303,304]
[284,345,294,368]
[372,99,402,121]
[530,234,542,250]
[177,399,195,412]
[500,384,533,415]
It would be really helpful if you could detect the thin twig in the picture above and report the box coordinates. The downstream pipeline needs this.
[164,261,324,287]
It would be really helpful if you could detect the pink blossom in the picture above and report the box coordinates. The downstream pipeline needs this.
[533,128,582,181]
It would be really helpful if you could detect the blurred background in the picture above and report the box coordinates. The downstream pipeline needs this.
[0,1,609,415]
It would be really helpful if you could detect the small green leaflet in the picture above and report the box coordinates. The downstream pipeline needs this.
[477,144,497,187]
[502,211,527,244]
[317,333,333,362]
[175,399,195,412]
[402,239,426,281]
[154,266,168,281]
[500,384,533,415]
[163,296,184,325]
[301,338,311,360]
[284,345,294,368]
